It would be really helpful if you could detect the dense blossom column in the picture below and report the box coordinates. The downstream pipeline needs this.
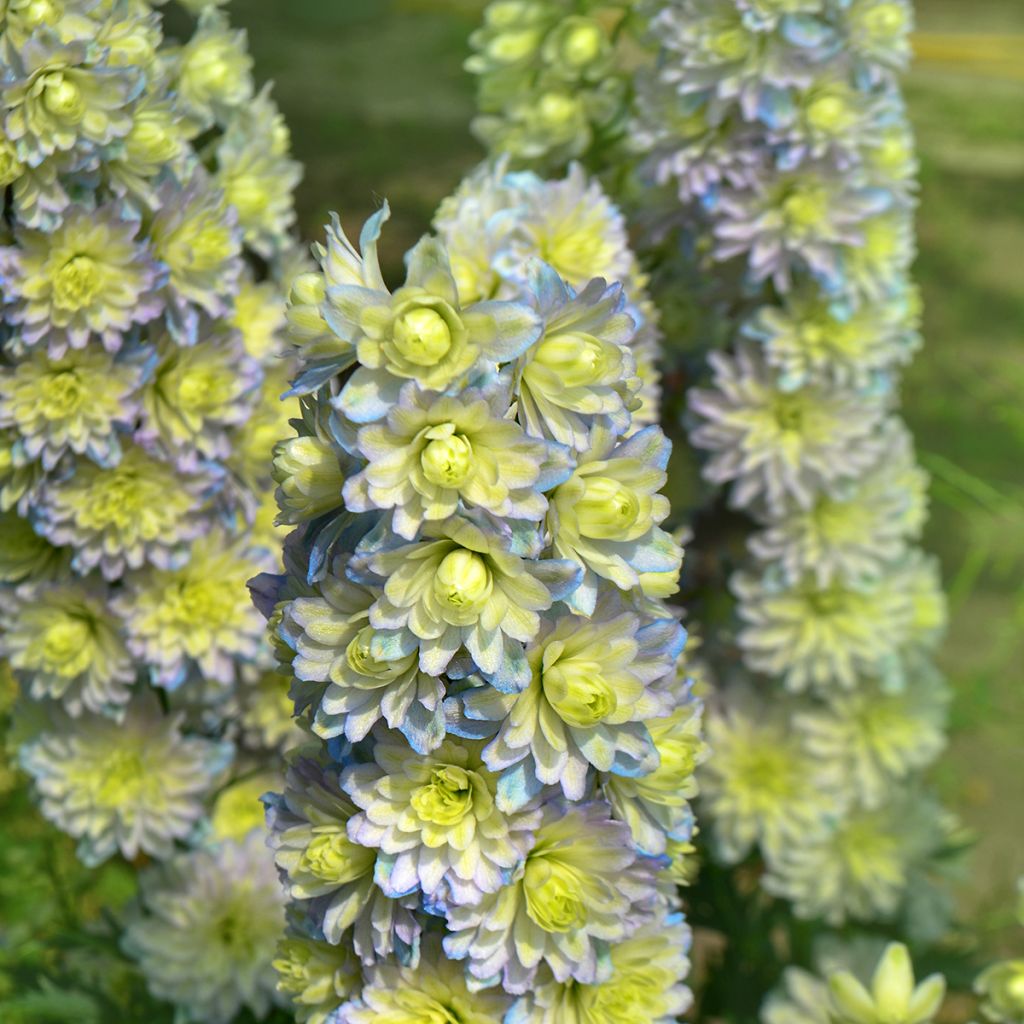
[466,0,966,1017]
[260,161,705,1023]
[0,2,302,1020]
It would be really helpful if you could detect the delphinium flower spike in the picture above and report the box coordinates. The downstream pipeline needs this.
[260,163,705,1021]
[0,2,304,1020]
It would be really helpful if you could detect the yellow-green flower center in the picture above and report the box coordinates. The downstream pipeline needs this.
[410,764,475,826]
[433,550,493,613]
[42,616,91,667]
[189,221,235,271]
[533,332,609,386]
[94,749,147,805]
[393,308,453,366]
[345,626,408,681]
[126,114,180,164]
[302,828,368,884]
[524,856,587,933]
[542,650,618,728]
[420,427,474,488]
[40,369,86,417]
[711,27,751,61]
[42,71,84,121]
[53,255,102,310]
[860,3,907,41]
[225,173,268,220]
[537,91,581,128]
[575,476,641,539]
[559,20,604,67]
[806,94,851,134]
[183,42,237,98]
[772,393,806,432]
[780,183,829,233]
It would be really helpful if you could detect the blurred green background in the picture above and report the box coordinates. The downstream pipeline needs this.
[2,0,1021,1012]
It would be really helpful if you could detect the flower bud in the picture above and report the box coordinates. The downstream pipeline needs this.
[524,857,587,933]
[576,475,642,539]
[433,549,493,620]
[393,307,453,366]
[410,765,474,826]
[420,428,474,488]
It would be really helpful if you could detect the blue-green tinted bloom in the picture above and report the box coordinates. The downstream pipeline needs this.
[0,203,163,356]
[3,581,133,717]
[149,171,244,344]
[338,938,511,1023]
[20,697,229,865]
[795,669,948,809]
[124,831,286,1024]
[507,910,693,1023]
[117,533,266,689]
[321,207,542,422]
[1,36,141,166]
[763,795,948,925]
[517,268,639,452]
[345,383,563,540]
[173,7,254,128]
[277,572,447,754]
[359,514,581,690]
[689,347,889,514]
[265,756,421,961]
[343,734,541,904]
[549,424,682,614]
[0,347,140,469]
[37,444,208,579]
[274,935,361,1024]
[699,697,838,863]
[215,87,303,259]
[443,801,659,993]
[139,329,260,460]
[451,598,683,809]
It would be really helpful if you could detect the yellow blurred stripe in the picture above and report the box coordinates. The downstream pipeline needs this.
[913,33,1024,80]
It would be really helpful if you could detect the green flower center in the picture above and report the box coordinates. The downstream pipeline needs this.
[420,427,474,488]
[410,764,475,826]
[524,856,587,933]
[772,394,805,431]
[188,221,235,272]
[533,332,609,386]
[41,71,84,121]
[393,308,453,366]
[806,94,850,134]
[559,20,604,67]
[345,625,409,681]
[225,173,268,219]
[711,27,751,61]
[95,749,147,805]
[860,3,907,41]
[127,114,179,164]
[433,550,493,612]
[542,652,618,728]
[780,183,830,233]
[40,369,86,417]
[53,255,102,310]
[536,91,581,128]
[302,828,368,884]
[575,475,641,539]
[42,616,91,666]
[184,42,236,97]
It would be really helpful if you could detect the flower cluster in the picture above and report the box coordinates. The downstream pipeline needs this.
[259,166,704,1021]
[467,1,642,170]
[632,0,954,945]
[0,3,301,1020]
